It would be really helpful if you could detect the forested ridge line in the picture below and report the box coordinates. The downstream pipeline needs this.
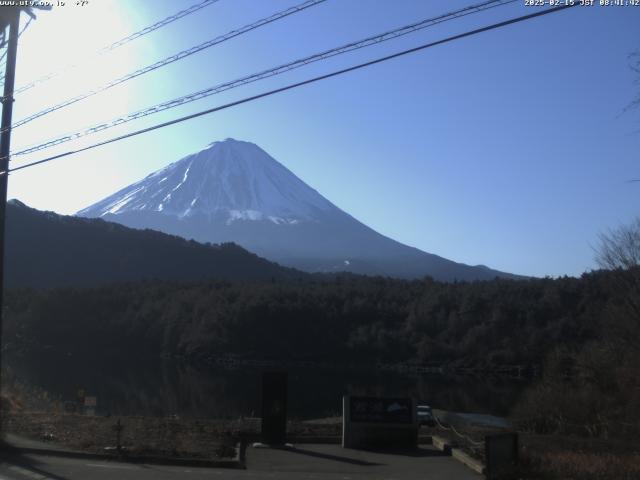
[3,269,620,369]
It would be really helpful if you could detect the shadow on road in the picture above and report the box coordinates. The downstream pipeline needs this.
[277,446,384,466]
[1,451,70,480]
[358,446,448,458]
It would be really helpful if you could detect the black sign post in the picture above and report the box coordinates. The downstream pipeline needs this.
[485,432,518,479]
[261,371,288,446]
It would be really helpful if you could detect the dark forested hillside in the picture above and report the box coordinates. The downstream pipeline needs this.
[3,270,618,370]
[4,200,302,288]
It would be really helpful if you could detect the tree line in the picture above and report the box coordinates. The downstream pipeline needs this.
[2,270,617,370]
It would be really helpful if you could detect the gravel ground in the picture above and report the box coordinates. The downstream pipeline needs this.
[2,411,341,459]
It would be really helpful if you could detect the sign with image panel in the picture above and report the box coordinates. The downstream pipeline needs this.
[343,395,417,449]
[349,396,413,424]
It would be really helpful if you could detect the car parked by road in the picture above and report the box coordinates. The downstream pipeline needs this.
[417,405,435,427]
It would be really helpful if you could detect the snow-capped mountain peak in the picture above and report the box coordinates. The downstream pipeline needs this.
[78,138,520,281]
[78,138,336,224]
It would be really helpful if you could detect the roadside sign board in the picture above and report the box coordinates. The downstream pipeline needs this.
[485,432,518,479]
[343,395,417,449]
[261,372,287,445]
[349,396,413,424]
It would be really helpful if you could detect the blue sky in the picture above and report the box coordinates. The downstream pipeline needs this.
[5,0,640,277]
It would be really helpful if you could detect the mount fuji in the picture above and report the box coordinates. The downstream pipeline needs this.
[78,138,518,281]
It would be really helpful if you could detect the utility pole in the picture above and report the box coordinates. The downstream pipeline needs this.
[0,7,20,438]
[0,4,48,436]
[0,5,21,438]
[0,8,21,226]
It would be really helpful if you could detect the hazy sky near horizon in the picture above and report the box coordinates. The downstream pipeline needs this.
[4,0,639,278]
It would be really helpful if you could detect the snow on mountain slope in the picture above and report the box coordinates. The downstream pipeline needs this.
[79,138,337,224]
[78,138,521,281]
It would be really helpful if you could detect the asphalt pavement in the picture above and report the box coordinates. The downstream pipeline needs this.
[0,443,480,480]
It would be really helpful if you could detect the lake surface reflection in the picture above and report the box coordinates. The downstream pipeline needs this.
[6,353,528,419]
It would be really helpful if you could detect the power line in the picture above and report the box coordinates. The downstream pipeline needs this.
[12,0,221,95]
[11,0,515,157]
[4,3,578,175]
[7,0,327,132]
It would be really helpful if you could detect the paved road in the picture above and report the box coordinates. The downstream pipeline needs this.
[0,444,479,480]
[246,444,480,479]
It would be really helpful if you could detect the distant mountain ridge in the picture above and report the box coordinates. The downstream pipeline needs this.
[78,138,521,281]
[5,200,300,288]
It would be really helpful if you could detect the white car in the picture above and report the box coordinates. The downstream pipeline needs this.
[417,405,435,426]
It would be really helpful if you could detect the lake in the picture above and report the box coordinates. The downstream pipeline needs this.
[5,352,529,420]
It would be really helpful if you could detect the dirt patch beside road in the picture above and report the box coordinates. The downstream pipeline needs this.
[2,411,341,459]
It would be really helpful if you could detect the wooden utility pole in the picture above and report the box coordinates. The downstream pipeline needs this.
[0,6,21,437]
[0,9,21,241]
[0,4,48,435]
